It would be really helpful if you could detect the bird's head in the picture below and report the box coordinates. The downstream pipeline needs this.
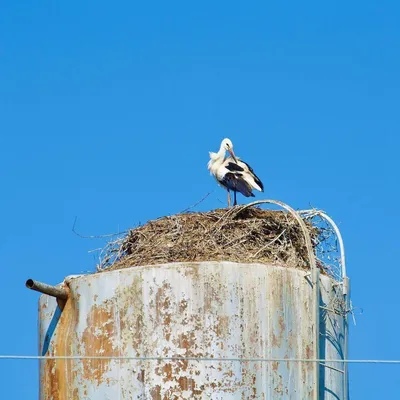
[221,138,237,162]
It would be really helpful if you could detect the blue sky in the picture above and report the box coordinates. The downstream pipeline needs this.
[1,1,399,398]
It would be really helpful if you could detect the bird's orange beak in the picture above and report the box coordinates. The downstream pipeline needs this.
[228,149,238,163]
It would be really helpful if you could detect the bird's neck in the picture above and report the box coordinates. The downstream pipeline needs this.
[215,148,226,167]
[217,146,226,160]
[208,148,226,172]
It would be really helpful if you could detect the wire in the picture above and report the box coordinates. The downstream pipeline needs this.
[0,356,399,364]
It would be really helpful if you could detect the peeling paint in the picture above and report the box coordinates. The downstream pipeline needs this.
[39,261,346,399]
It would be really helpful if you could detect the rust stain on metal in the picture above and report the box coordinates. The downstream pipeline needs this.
[41,291,76,400]
[305,345,312,360]
[156,289,173,344]
[162,363,173,382]
[150,385,161,400]
[215,316,230,338]
[81,302,117,385]
[271,332,279,347]
[44,358,60,400]
[179,298,188,313]
[178,376,201,394]
[279,314,286,335]
[176,359,189,373]
[176,331,196,355]
[116,277,144,355]
[137,369,145,383]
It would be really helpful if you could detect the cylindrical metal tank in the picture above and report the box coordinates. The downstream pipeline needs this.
[39,261,346,399]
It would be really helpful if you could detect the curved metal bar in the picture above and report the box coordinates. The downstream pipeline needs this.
[234,200,319,400]
[314,211,349,400]
[318,212,346,280]
[298,208,349,400]
[299,209,347,281]
[235,200,317,272]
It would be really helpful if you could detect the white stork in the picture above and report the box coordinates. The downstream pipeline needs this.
[208,138,264,207]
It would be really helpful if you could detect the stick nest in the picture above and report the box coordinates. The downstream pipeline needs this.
[98,206,319,272]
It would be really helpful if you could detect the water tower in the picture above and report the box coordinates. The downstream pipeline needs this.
[29,200,350,399]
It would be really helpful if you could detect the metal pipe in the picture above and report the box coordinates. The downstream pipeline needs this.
[298,209,347,281]
[343,277,351,400]
[26,279,68,301]
[299,208,350,399]
[313,267,320,400]
[237,200,321,400]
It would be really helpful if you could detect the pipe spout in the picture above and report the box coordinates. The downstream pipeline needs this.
[26,279,68,301]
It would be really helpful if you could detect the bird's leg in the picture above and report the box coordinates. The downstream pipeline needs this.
[233,190,237,206]
[227,190,231,208]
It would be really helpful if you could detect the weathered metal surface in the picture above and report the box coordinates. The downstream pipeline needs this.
[38,262,346,399]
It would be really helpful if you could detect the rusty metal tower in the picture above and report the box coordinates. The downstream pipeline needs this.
[30,200,350,399]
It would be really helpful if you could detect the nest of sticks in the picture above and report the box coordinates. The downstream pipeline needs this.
[98,206,320,272]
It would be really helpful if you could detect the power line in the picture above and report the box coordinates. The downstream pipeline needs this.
[0,356,399,364]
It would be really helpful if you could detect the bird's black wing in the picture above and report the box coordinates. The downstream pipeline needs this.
[240,160,264,192]
[221,172,255,198]
[225,162,244,172]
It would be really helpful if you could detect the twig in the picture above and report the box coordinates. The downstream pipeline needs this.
[179,192,212,214]
[251,230,286,258]
[72,217,127,239]
[88,248,103,253]
[224,232,250,247]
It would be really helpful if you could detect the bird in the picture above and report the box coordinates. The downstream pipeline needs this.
[208,138,264,207]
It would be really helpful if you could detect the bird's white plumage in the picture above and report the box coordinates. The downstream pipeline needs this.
[207,138,232,184]
[208,138,263,206]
